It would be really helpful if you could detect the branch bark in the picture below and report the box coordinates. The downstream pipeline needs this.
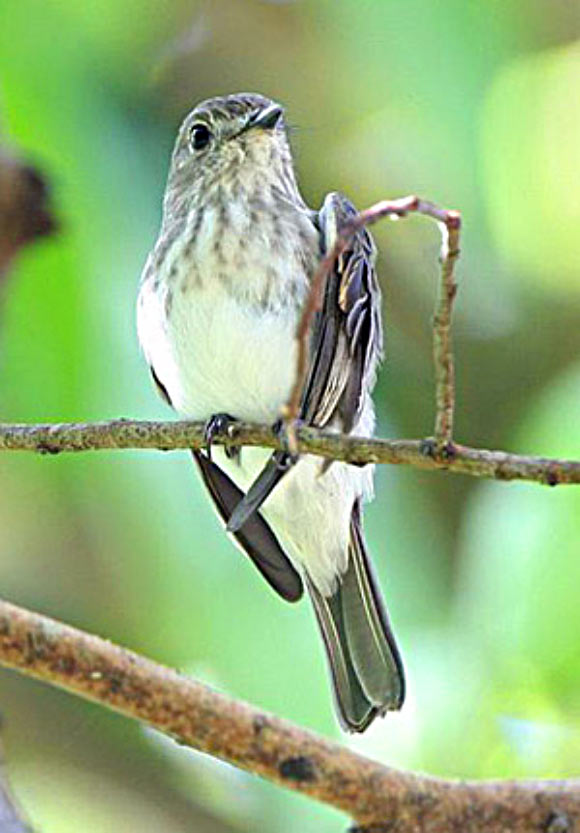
[0,599,577,833]
[0,419,578,486]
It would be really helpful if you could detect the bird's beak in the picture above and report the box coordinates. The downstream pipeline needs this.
[246,104,283,131]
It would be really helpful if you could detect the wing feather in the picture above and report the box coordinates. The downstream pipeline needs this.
[302,191,383,434]
[227,191,383,530]
[192,451,303,602]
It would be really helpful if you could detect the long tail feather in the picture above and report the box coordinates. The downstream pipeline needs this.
[308,500,404,732]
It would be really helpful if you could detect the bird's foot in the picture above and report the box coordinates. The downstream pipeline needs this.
[203,413,240,463]
[272,417,301,465]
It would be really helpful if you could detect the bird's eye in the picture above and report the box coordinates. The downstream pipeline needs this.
[189,123,212,151]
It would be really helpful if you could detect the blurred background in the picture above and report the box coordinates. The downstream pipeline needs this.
[1,0,579,830]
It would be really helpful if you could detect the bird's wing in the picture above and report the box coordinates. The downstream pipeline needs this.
[143,360,304,602]
[227,192,383,533]
[192,451,303,603]
[300,191,383,433]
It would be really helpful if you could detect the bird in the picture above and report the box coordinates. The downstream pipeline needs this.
[137,92,405,732]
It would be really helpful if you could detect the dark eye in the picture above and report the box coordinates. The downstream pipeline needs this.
[189,123,212,151]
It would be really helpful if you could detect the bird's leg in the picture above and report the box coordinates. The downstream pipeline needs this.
[226,420,301,533]
[203,413,241,463]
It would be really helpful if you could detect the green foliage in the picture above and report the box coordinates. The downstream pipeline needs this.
[0,0,579,830]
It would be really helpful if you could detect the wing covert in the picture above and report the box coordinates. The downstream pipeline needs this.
[301,192,383,433]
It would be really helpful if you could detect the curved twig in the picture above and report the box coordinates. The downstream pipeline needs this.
[283,196,460,452]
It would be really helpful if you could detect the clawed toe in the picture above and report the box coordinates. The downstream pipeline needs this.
[203,413,240,462]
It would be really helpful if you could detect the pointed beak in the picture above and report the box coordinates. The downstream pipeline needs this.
[247,104,284,131]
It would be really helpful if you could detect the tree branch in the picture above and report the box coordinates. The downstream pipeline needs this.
[0,419,578,486]
[283,196,460,452]
[0,599,578,832]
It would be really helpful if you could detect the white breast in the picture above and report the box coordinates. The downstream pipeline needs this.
[136,190,371,593]
[137,182,318,423]
[137,276,299,423]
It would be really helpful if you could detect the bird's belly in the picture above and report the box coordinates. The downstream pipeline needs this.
[138,278,375,594]
[137,282,298,423]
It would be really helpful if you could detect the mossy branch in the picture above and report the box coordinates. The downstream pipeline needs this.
[0,419,578,486]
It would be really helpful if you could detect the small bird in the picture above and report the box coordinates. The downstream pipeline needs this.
[137,93,405,731]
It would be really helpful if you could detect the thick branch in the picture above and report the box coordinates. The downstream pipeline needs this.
[0,420,578,486]
[0,599,578,832]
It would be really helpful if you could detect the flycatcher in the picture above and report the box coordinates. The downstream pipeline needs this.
[137,93,405,731]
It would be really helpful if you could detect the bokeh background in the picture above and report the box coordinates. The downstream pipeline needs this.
[1,1,580,830]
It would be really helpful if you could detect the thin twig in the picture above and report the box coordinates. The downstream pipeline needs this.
[283,196,461,450]
[418,204,461,445]
[0,420,578,486]
[0,599,578,833]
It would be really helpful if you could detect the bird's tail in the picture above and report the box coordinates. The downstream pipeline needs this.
[307,500,405,732]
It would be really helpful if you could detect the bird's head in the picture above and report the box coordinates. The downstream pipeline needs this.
[166,93,295,201]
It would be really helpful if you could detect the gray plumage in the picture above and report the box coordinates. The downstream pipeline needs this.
[137,92,405,731]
